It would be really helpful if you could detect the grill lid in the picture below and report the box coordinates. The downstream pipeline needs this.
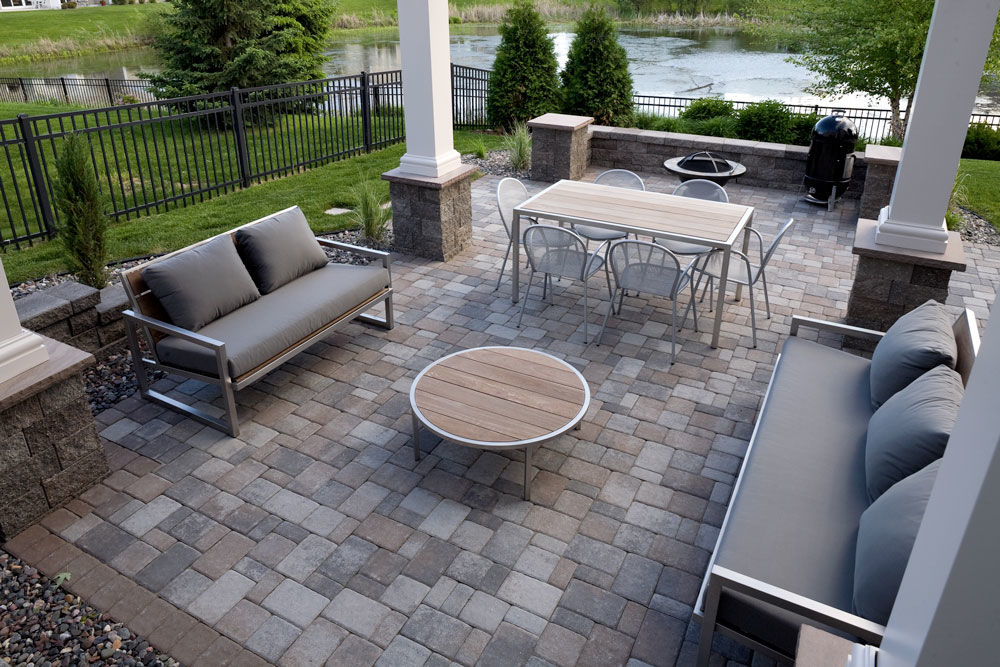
[677,151,734,174]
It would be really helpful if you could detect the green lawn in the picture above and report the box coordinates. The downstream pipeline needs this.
[2,130,502,284]
[958,158,1000,229]
[0,102,86,120]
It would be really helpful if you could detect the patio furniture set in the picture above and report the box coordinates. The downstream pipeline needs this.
[114,169,974,663]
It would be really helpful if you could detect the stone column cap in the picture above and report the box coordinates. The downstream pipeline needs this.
[853,217,967,271]
[863,144,902,166]
[0,335,94,412]
[527,114,594,131]
[382,163,479,190]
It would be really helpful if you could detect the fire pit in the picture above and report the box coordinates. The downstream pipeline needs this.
[663,151,746,186]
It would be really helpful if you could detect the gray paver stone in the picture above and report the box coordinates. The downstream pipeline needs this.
[262,578,329,628]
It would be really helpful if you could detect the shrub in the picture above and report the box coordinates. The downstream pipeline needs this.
[562,6,634,127]
[734,100,794,144]
[689,116,739,138]
[963,124,1000,161]
[789,113,822,146]
[651,116,693,134]
[681,98,735,121]
[53,135,109,289]
[503,122,532,171]
[61,1,77,8]
[348,179,391,245]
[633,112,662,130]
[486,0,561,130]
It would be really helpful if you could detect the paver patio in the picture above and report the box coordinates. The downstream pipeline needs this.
[7,167,998,666]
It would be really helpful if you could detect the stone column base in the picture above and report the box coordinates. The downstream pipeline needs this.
[859,145,901,220]
[847,218,967,334]
[528,113,594,182]
[382,164,479,262]
[0,335,106,539]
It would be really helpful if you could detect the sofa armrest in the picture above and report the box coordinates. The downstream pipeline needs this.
[123,309,226,349]
[318,239,392,268]
[789,316,885,341]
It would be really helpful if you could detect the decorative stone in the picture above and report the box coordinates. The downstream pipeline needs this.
[859,145,901,220]
[528,114,594,182]
[382,164,479,262]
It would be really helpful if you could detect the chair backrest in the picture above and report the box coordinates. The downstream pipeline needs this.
[760,217,796,269]
[608,240,684,299]
[496,177,529,238]
[523,224,590,280]
[672,179,728,203]
[595,169,645,191]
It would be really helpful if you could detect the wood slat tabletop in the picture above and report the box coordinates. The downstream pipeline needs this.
[412,347,588,445]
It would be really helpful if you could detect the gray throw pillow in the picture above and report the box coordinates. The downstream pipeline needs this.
[869,300,957,408]
[854,459,939,625]
[865,365,963,502]
[142,236,260,331]
[235,207,329,294]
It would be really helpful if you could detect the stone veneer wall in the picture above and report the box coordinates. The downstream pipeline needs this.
[588,126,868,197]
[14,281,129,355]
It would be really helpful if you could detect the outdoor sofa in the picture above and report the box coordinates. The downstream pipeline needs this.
[121,205,393,437]
[696,300,980,665]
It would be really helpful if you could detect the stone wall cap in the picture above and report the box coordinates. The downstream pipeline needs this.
[382,163,480,189]
[528,114,594,131]
[0,335,94,412]
[852,217,967,271]
[863,144,902,165]
[14,291,71,328]
[48,281,100,313]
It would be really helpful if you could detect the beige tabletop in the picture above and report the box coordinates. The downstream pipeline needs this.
[410,346,590,500]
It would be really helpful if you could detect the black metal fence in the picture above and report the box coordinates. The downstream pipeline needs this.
[0,77,158,107]
[0,71,403,250]
[452,64,491,129]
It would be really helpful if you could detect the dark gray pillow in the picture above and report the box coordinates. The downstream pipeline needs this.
[854,459,939,625]
[235,207,328,294]
[869,300,957,408]
[142,236,260,331]
[865,365,963,502]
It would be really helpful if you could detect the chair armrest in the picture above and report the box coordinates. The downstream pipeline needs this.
[317,238,392,269]
[789,316,885,341]
[122,310,225,349]
[708,565,886,645]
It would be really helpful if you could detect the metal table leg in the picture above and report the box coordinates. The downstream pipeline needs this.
[412,411,421,461]
[523,445,532,501]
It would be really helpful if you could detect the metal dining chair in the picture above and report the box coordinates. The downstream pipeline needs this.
[599,240,700,362]
[494,177,537,291]
[693,217,796,348]
[517,225,611,344]
[573,169,645,247]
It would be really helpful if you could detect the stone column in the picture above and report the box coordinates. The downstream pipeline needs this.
[874,0,998,253]
[858,145,900,221]
[528,114,594,182]
[383,0,478,261]
[0,257,47,384]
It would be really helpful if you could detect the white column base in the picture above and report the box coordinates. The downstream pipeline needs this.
[0,328,48,385]
[875,205,950,254]
[398,150,463,179]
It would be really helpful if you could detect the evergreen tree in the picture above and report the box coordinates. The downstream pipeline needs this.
[147,0,335,97]
[561,6,634,127]
[486,0,561,130]
[53,135,109,289]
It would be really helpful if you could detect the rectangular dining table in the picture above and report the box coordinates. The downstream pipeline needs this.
[511,179,755,348]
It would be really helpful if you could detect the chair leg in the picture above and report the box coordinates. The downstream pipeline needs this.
[583,281,590,344]
[670,298,677,364]
[747,283,758,349]
[598,288,618,346]
[518,270,536,328]
[761,271,772,319]
[494,238,513,292]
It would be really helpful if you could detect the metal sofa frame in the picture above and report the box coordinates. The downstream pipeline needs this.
[695,309,980,665]
[121,208,394,438]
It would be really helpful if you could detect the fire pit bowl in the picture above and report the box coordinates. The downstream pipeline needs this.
[663,151,746,186]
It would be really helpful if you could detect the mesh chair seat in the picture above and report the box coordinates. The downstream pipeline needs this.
[575,225,628,242]
[656,239,713,255]
[535,248,605,279]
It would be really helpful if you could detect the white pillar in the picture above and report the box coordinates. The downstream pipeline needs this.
[396,0,462,179]
[0,256,47,383]
[875,0,1000,253]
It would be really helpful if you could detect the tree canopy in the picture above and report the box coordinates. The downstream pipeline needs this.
[561,6,635,126]
[486,0,561,130]
[147,0,335,98]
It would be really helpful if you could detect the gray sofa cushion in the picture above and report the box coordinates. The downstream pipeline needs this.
[865,365,963,502]
[869,300,958,408]
[715,336,874,614]
[155,262,389,378]
[854,460,940,625]
[235,207,329,294]
[142,236,260,331]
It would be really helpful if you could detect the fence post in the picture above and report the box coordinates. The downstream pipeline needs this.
[61,77,69,104]
[229,87,252,189]
[16,114,57,238]
[360,71,373,152]
[18,78,28,102]
[105,78,114,105]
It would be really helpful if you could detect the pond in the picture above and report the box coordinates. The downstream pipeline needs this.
[5,25,998,113]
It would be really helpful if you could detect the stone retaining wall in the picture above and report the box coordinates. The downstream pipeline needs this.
[588,126,868,198]
[14,281,129,355]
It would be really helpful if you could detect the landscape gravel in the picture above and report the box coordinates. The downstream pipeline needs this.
[462,149,528,179]
[957,206,1000,246]
[0,550,178,666]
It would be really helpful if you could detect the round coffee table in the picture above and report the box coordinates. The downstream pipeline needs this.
[410,346,590,501]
